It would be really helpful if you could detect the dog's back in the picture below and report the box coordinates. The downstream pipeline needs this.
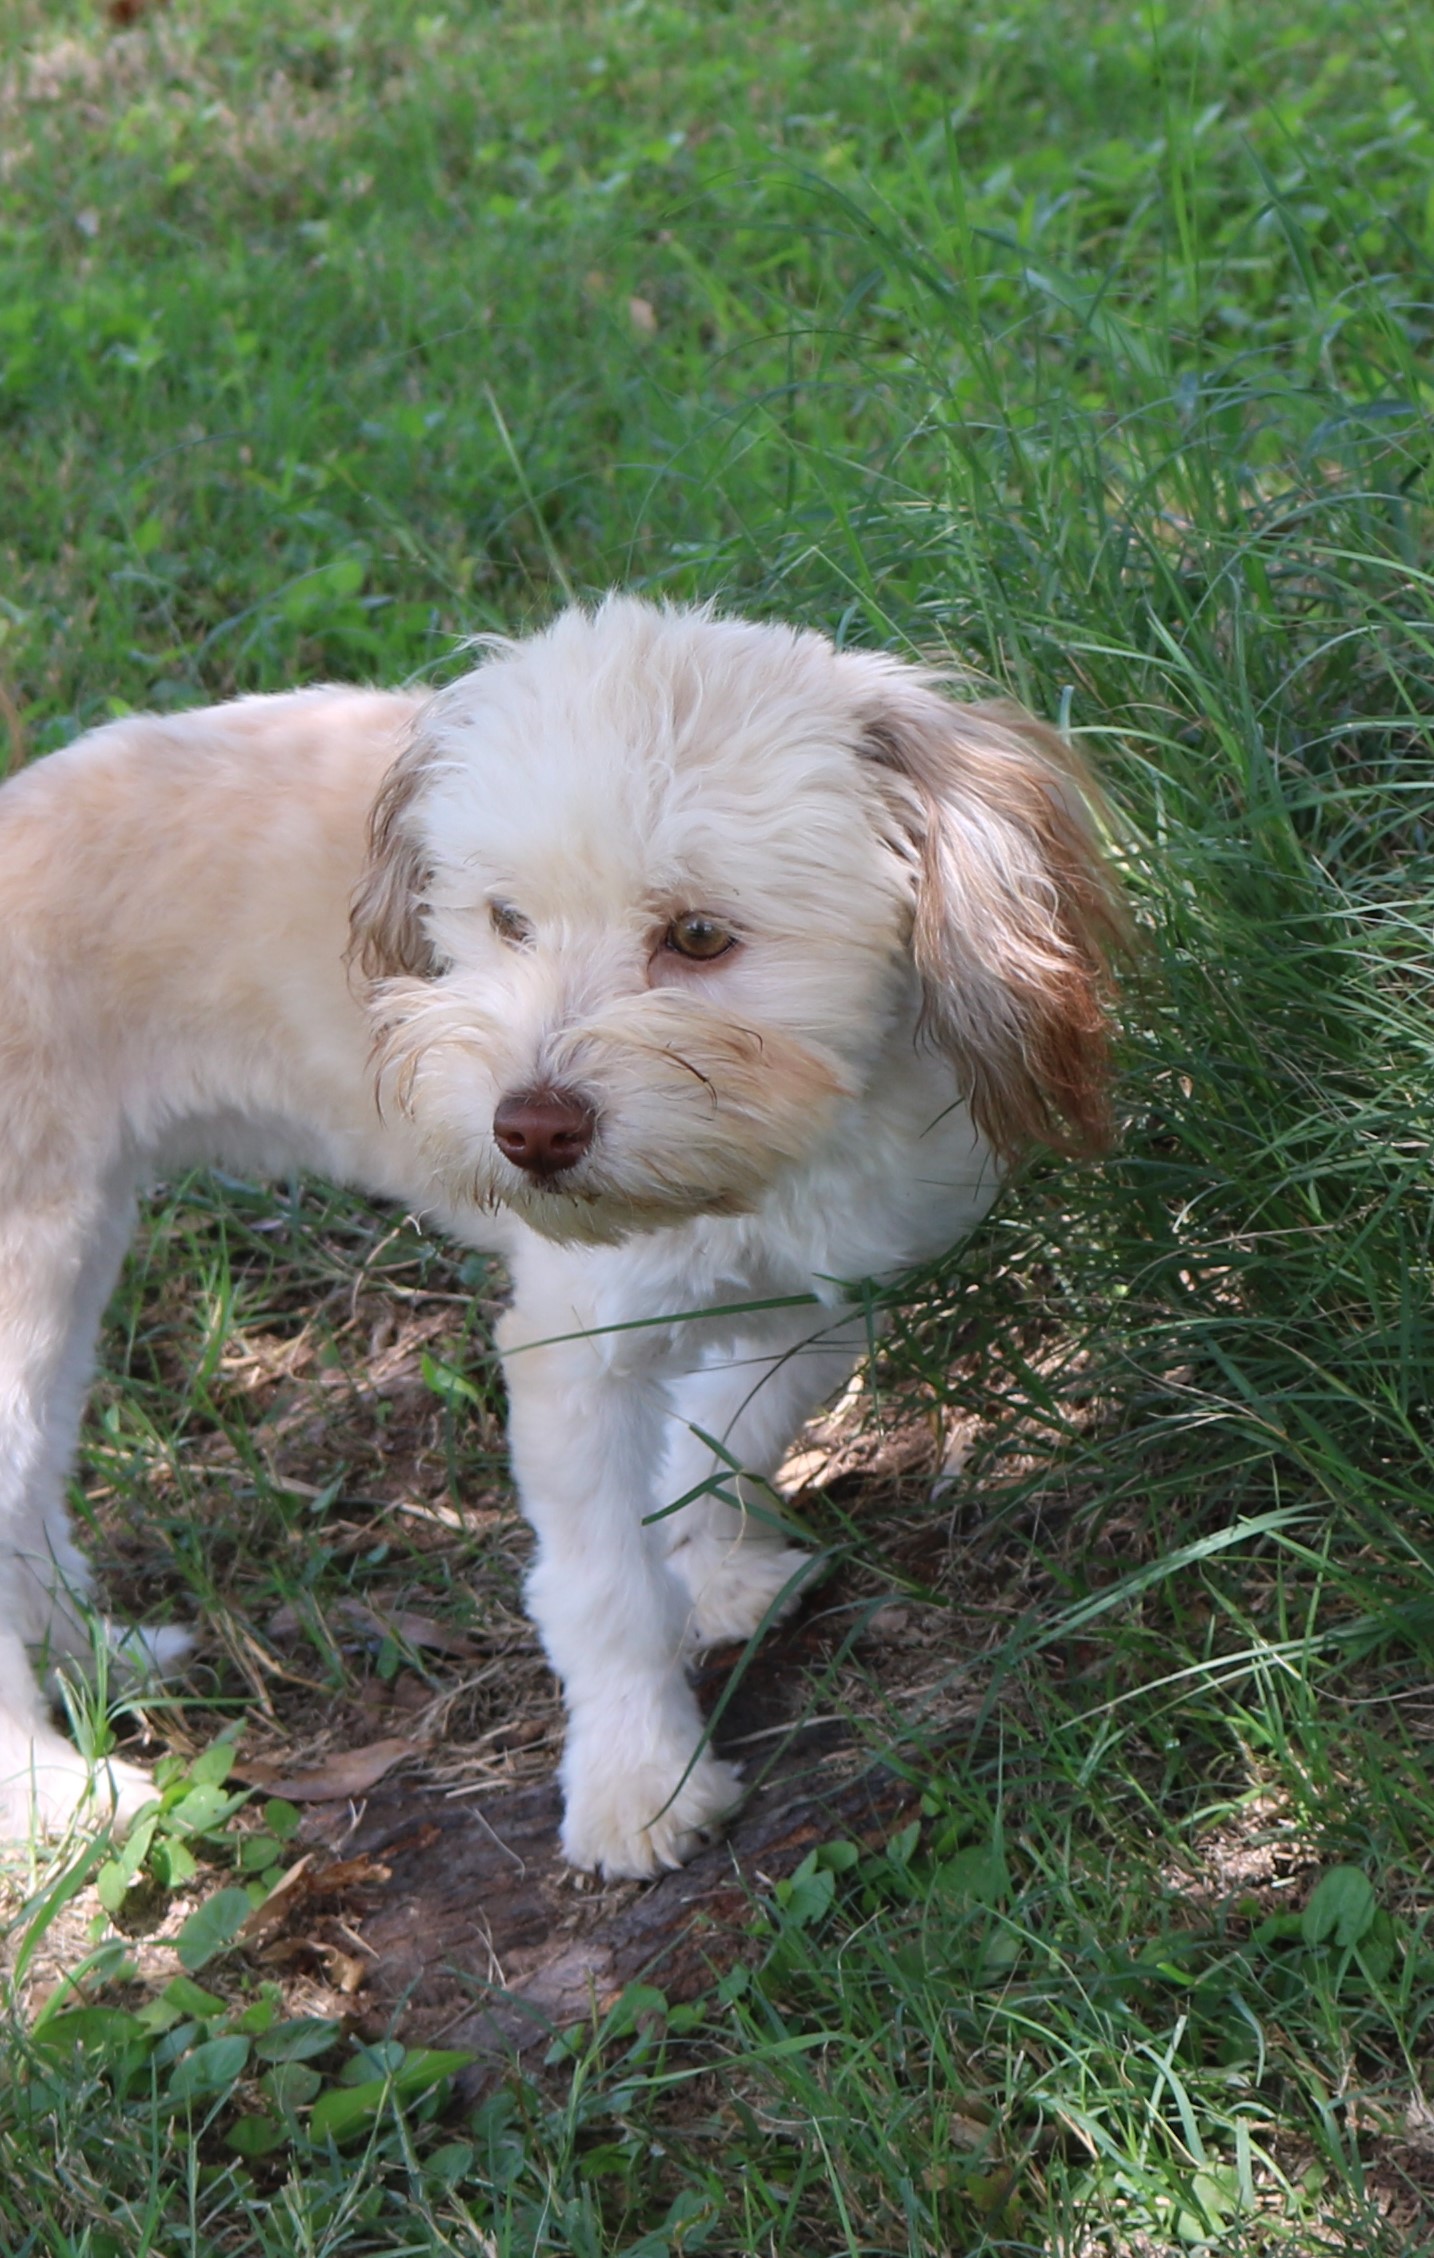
[0,687,425,1184]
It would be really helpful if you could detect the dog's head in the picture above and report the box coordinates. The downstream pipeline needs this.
[349,598,1123,1243]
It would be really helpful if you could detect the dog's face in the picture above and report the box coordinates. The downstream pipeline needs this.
[349,600,1122,1244]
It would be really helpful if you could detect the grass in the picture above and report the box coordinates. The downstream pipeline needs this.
[4,0,1434,2248]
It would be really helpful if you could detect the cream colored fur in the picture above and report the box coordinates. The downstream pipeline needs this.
[0,598,1120,1876]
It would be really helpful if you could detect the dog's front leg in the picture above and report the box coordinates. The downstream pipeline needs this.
[496,1299,743,1879]
[659,1309,872,1648]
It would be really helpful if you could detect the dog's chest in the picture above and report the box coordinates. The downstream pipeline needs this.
[536,1064,1001,1373]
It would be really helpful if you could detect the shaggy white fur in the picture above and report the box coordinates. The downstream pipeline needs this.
[0,598,1121,1876]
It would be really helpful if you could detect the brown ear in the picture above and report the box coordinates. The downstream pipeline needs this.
[853,661,1127,1159]
[347,718,441,982]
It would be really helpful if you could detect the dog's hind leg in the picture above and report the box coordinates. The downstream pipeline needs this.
[0,1177,161,1836]
[659,1311,870,1648]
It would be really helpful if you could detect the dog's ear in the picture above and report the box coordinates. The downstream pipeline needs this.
[348,722,440,982]
[852,662,1126,1160]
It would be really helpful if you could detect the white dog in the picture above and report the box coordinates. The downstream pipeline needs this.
[0,598,1121,1877]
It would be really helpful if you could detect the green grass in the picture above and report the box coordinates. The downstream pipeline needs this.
[4,0,1434,2249]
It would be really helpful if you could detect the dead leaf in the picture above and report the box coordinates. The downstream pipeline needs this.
[240,1854,316,1941]
[322,1946,371,1994]
[242,1851,394,1964]
[267,1598,478,1660]
[308,1855,393,1895]
[382,1611,479,1659]
[236,1737,417,1802]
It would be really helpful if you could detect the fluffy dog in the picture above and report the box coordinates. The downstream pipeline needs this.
[0,598,1121,1876]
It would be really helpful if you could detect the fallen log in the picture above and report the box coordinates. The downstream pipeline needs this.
[289,1610,919,2091]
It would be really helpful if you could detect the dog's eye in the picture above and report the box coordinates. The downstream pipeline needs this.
[665,914,737,963]
[490,901,533,947]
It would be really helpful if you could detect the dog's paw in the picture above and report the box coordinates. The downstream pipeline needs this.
[104,1620,193,1686]
[560,1734,743,1880]
[0,1727,156,1843]
[38,1613,193,1701]
[673,1537,817,1649]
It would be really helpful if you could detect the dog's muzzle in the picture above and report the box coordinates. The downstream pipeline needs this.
[492,1086,597,1180]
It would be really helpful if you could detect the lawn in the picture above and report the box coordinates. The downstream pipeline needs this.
[3,0,1434,2250]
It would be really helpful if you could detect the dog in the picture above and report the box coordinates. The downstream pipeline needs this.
[0,597,1122,1877]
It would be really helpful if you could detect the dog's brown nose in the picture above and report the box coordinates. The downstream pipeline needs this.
[492,1087,596,1179]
